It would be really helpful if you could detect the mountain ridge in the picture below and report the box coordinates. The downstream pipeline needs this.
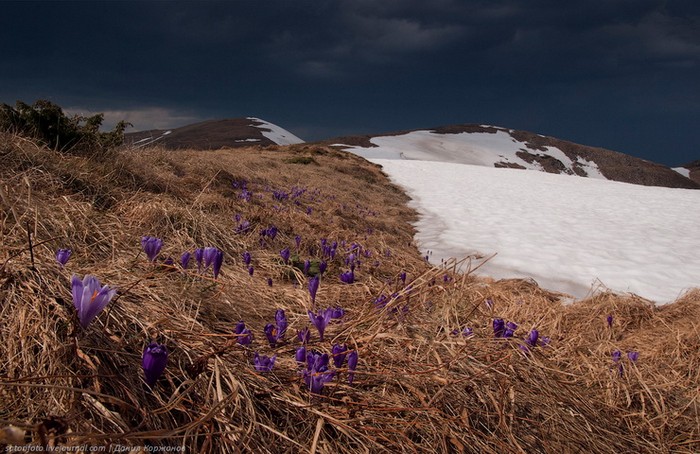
[125,117,304,149]
[127,118,698,189]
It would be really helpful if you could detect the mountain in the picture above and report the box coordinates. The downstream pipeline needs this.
[324,124,699,189]
[125,117,304,149]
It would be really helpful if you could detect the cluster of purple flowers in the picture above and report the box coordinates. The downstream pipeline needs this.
[493,318,518,338]
[612,349,639,376]
[297,346,359,394]
[254,352,276,373]
[190,246,224,279]
[260,225,278,241]
[451,326,474,337]
[319,239,340,259]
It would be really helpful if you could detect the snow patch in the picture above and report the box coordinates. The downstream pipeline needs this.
[368,159,700,304]
[672,167,691,178]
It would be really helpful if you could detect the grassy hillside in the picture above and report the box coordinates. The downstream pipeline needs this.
[1,133,699,452]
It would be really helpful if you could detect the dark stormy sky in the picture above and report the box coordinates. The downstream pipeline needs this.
[1,0,699,165]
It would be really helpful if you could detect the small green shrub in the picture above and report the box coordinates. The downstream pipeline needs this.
[0,99,131,157]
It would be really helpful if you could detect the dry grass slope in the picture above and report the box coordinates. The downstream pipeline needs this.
[0,133,699,453]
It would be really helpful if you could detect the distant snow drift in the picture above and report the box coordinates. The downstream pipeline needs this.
[372,159,700,305]
[247,117,304,146]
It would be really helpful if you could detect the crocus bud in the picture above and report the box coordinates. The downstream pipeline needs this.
[280,248,290,264]
[180,251,191,270]
[141,236,163,262]
[308,275,320,304]
[56,248,72,267]
[347,350,358,384]
[143,343,168,387]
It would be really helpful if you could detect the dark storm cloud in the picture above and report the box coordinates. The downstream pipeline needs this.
[0,0,698,165]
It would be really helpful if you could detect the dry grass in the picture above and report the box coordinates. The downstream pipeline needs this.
[1,133,699,452]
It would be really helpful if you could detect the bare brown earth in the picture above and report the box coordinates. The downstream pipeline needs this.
[1,133,699,452]
[323,124,700,190]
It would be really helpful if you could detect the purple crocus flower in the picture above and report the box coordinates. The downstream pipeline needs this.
[374,294,389,309]
[339,270,354,284]
[142,342,168,387]
[295,235,302,249]
[399,272,407,285]
[319,261,327,275]
[203,248,224,279]
[235,220,251,234]
[235,321,253,345]
[141,236,163,262]
[297,327,310,344]
[504,322,518,338]
[180,251,191,270]
[308,308,333,341]
[612,350,624,376]
[627,351,639,362]
[248,266,254,276]
[347,350,358,384]
[280,248,290,264]
[295,346,307,363]
[254,352,276,373]
[525,329,539,347]
[606,314,613,328]
[485,298,494,310]
[330,307,345,319]
[493,318,505,338]
[264,323,280,347]
[71,274,117,329]
[243,251,252,266]
[462,327,474,337]
[303,351,335,394]
[332,344,348,368]
[303,259,311,275]
[306,351,329,372]
[308,275,320,304]
[194,248,204,272]
[612,350,622,363]
[275,309,288,338]
[267,277,273,287]
[56,248,72,267]
[213,251,224,279]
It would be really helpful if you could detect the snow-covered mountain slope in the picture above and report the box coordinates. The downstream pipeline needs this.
[330,124,698,189]
[125,118,304,149]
